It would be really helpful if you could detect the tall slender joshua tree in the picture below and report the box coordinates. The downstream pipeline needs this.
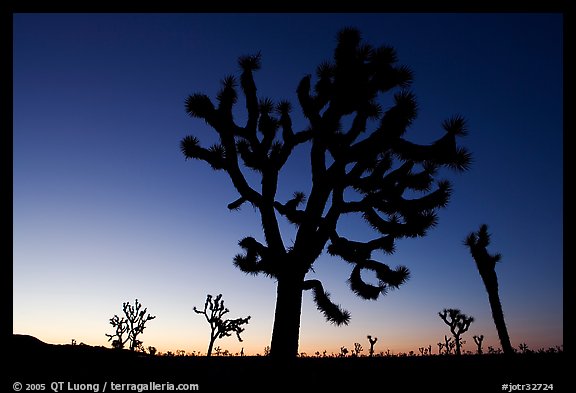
[181,27,471,359]
[464,224,514,355]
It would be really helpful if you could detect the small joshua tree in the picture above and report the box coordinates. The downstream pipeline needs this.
[106,314,128,349]
[438,308,474,355]
[106,299,156,351]
[443,335,455,355]
[518,343,530,354]
[488,346,502,355]
[418,345,432,356]
[473,334,484,355]
[353,342,363,357]
[193,293,251,357]
[367,335,378,357]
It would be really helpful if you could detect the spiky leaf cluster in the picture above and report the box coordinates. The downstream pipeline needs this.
[439,308,474,336]
[464,223,503,273]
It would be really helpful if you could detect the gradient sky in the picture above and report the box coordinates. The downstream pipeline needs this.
[12,13,563,356]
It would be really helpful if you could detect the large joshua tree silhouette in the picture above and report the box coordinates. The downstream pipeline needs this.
[465,224,514,355]
[181,27,471,359]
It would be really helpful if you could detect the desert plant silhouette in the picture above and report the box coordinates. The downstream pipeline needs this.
[465,224,514,355]
[105,299,156,351]
[367,335,378,357]
[473,334,484,355]
[193,293,251,357]
[439,334,455,355]
[181,27,471,359]
[438,308,474,356]
[353,342,363,357]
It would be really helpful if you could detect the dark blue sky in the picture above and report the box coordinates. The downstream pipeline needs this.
[12,13,563,354]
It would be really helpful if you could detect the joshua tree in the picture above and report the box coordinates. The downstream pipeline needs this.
[353,342,364,357]
[418,345,432,356]
[438,335,455,355]
[367,335,378,357]
[105,299,156,351]
[106,315,128,349]
[438,308,474,355]
[464,224,514,355]
[518,343,530,354]
[473,334,484,355]
[181,27,470,359]
[437,342,444,354]
[193,293,251,357]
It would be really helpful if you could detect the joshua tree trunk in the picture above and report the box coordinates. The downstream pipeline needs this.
[207,335,216,357]
[270,271,305,359]
[482,272,514,355]
[454,335,462,356]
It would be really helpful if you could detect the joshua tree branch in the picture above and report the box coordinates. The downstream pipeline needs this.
[303,279,350,325]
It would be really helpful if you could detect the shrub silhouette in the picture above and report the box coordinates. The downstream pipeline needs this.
[193,293,251,357]
[464,224,514,355]
[181,26,470,359]
[438,308,474,356]
[105,299,156,351]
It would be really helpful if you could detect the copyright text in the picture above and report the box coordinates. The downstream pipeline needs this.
[12,382,200,392]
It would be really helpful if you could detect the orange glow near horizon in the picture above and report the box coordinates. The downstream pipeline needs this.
[15,327,562,357]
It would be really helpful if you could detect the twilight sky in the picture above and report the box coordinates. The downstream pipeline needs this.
[12,13,563,356]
